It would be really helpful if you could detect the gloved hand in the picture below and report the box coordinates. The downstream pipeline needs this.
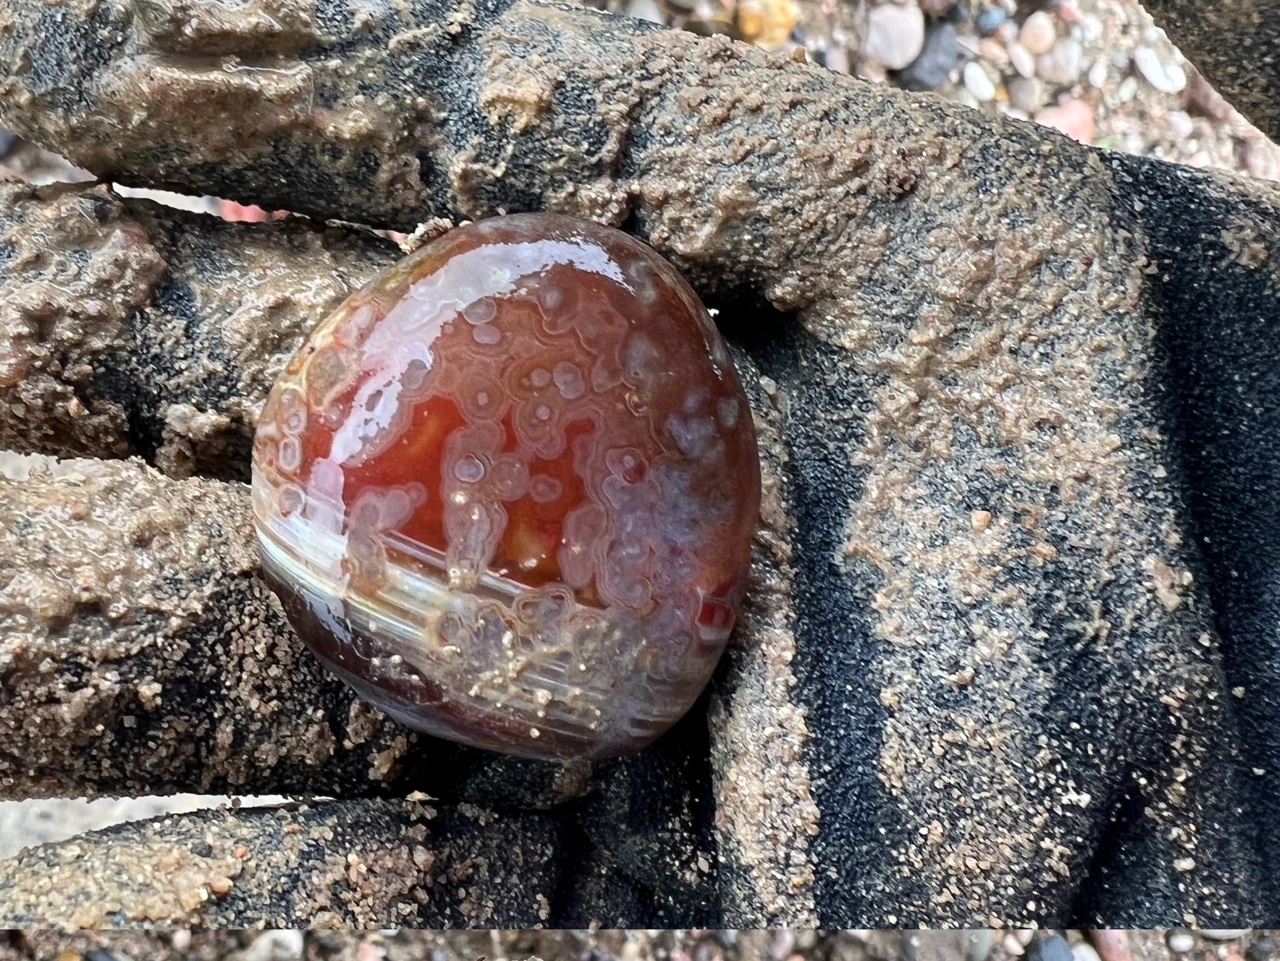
[1,0,1278,928]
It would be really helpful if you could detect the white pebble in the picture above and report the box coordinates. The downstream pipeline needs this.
[1167,110,1194,140]
[1072,945,1101,961]
[1037,37,1083,85]
[1134,45,1187,94]
[863,3,926,70]
[1167,933,1195,954]
[626,0,664,22]
[1008,41,1036,78]
[963,61,997,101]
[1087,58,1108,89]
[238,931,306,961]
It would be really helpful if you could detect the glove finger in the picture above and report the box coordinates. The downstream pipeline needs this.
[0,181,396,476]
[0,455,583,806]
[0,796,561,927]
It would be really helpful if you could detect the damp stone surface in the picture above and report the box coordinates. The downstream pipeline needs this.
[251,213,761,760]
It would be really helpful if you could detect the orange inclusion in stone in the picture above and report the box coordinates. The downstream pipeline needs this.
[343,394,467,573]
[496,417,594,584]
[338,397,593,587]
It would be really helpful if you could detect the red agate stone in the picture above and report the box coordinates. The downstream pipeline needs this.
[251,213,760,760]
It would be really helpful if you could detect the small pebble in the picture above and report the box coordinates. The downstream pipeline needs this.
[1073,945,1101,961]
[1037,37,1083,86]
[1019,11,1056,55]
[237,931,306,961]
[735,0,799,46]
[1167,934,1195,955]
[860,58,889,83]
[865,2,926,70]
[1248,939,1275,961]
[1088,931,1132,961]
[1008,41,1036,78]
[975,6,1006,35]
[1007,75,1045,113]
[824,46,852,74]
[1119,131,1144,153]
[963,61,998,101]
[0,126,13,159]
[979,37,1008,66]
[1166,110,1194,140]
[1087,58,1108,89]
[1034,97,1095,142]
[895,21,962,90]
[1202,933,1252,942]
[1133,45,1187,94]
[626,0,664,23]
[1030,935,1074,961]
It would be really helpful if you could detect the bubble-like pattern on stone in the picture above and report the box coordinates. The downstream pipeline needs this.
[252,214,760,759]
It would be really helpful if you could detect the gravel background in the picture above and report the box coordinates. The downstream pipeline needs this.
[1,928,1278,961]
[591,0,1280,179]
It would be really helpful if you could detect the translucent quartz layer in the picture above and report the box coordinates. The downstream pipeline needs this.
[252,213,760,759]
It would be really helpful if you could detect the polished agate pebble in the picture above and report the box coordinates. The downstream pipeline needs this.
[252,213,760,760]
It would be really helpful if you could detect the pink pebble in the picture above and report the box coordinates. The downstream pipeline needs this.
[1034,98,1096,143]
[218,199,289,222]
[218,199,270,222]
[1019,11,1056,56]
[1086,931,1132,961]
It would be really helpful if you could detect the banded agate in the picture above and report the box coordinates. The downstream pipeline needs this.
[252,213,760,759]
